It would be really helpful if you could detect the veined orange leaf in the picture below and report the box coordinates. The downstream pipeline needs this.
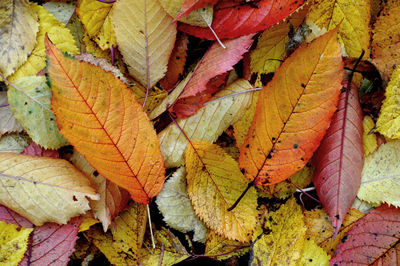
[239,27,343,186]
[45,36,165,204]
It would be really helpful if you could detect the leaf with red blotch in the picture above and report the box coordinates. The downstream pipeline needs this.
[331,204,400,265]
[313,82,364,236]
[179,0,305,40]
[174,0,219,21]
[0,205,81,266]
[22,142,60,158]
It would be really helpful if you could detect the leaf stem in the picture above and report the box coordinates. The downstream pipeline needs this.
[147,204,156,249]
[227,181,254,211]
[200,13,225,49]
[0,104,9,108]
[143,0,150,108]
[96,0,115,3]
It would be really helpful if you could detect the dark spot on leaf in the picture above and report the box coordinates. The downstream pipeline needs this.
[293,143,298,149]
[267,153,272,159]
[301,83,306,88]
[93,170,99,177]
[240,168,245,174]
[245,144,250,148]
[73,196,78,201]
[341,235,348,243]
[24,102,27,105]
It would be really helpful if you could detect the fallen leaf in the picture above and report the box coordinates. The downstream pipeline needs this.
[331,204,400,265]
[205,230,250,260]
[0,134,29,153]
[179,0,305,40]
[185,142,257,242]
[112,0,177,88]
[22,142,59,158]
[159,79,254,168]
[8,3,78,82]
[160,0,214,27]
[363,116,378,156]
[0,152,99,225]
[313,82,364,234]
[351,197,378,214]
[239,27,343,186]
[0,0,39,77]
[358,141,400,207]
[7,76,68,149]
[0,221,32,265]
[156,167,207,242]
[305,0,371,58]
[43,1,75,25]
[175,0,218,21]
[298,239,330,266]
[0,92,23,137]
[45,37,165,204]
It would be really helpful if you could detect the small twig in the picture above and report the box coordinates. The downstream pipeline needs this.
[0,104,9,108]
[110,46,115,66]
[158,244,165,266]
[147,204,156,249]
[290,181,320,204]
[204,87,261,105]
[96,0,115,3]
[200,13,225,49]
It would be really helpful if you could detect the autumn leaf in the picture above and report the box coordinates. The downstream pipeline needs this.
[175,0,218,21]
[111,0,177,89]
[331,204,400,265]
[179,0,305,40]
[0,134,29,153]
[313,82,364,234]
[298,239,330,266]
[239,27,343,186]
[0,92,23,137]
[0,0,39,77]
[185,142,257,242]
[205,230,250,260]
[43,1,75,25]
[45,37,165,204]
[160,0,214,27]
[22,142,59,158]
[0,221,32,265]
[0,152,99,225]
[363,116,378,156]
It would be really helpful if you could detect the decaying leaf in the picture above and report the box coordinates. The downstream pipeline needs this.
[156,167,207,242]
[298,239,330,266]
[186,142,257,242]
[45,37,165,204]
[205,230,250,261]
[0,0,39,77]
[0,152,99,225]
[239,27,343,186]
[8,76,68,149]
[0,92,23,137]
[0,221,32,265]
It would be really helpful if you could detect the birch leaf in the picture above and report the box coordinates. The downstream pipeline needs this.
[0,92,23,137]
[156,167,207,242]
[112,0,177,88]
[185,142,257,242]
[0,221,32,266]
[159,79,254,168]
[0,0,38,77]
[7,76,68,149]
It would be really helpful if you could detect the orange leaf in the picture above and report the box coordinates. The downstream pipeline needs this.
[239,27,343,186]
[45,36,165,204]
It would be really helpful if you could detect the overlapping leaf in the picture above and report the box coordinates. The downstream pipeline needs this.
[175,0,218,21]
[22,142,59,158]
[363,116,378,156]
[0,134,29,153]
[0,0,38,77]
[0,153,99,225]
[45,37,165,204]
[159,79,254,168]
[239,28,343,186]
[313,82,364,234]
[185,142,257,242]
[205,231,250,260]
[160,0,214,27]
[0,221,32,265]
[179,0,305,40]
[43,1,75,25]
[112,0,177,88]
[0,92,23,137]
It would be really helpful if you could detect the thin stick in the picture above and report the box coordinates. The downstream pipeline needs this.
[143,0,151,108]
[110,46,115,66]
[158,244,165,266]
[200,13,225,49]
[0,104,9,108]
[147,204,156,249]
[290,181,320,203]
[204,87,261,105]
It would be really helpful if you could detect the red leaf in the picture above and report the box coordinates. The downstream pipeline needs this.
[0,205,33,228]
[313,82,364,235]
[331,204,400,265]
[179,0,305,40]
[21,142,60,158]
[174,0,219,21]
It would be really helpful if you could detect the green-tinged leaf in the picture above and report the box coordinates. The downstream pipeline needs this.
[0,133,29,153]
[0,92,23,137]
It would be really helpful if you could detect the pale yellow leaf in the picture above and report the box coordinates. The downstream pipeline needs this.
[0,0,39,77]
[298,239,330,266]
[186,142,257,242]
[358,141,400,206]
[251,197,306,266]
[0,153,99,226]
[0,133,29,153]
[8,3,78,82]
[363,116,378,156]
[159,0,213,27]
[351,197,378,213]
[156,167,207,243]
[0,92,23,137]
[112,0,177,88]
[205,230,250,261]
[306,0,370,58]
[0,221,33,266]
[376,66,400,139]
[43,1,75,25]
[159,79,254,168]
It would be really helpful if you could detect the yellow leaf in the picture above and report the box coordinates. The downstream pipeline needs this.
[111,0,177,88]
[186,142,257,242]
[0,153,99,226]
[363,116,378,156]
[159,0,213,27]
[298,239,330,266]
[7,76,68,149]
[133,85,168,115]
[159,79,254,168]
[250,197,306,265]
[156,167,207,242]
[304,208,364,256]
[0,92,23,137]
[250,4,308,79]
[76,0,115,50]
[0,221,33,266]
[376,66,400,139]
[0,133,29,153]
[0,0,39,77]
[205,230,250,261]
[305,0,370,58]
[78,212,99,232]
[358,141,400,206]
[8,3,78,82]
[139,227,190,266]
